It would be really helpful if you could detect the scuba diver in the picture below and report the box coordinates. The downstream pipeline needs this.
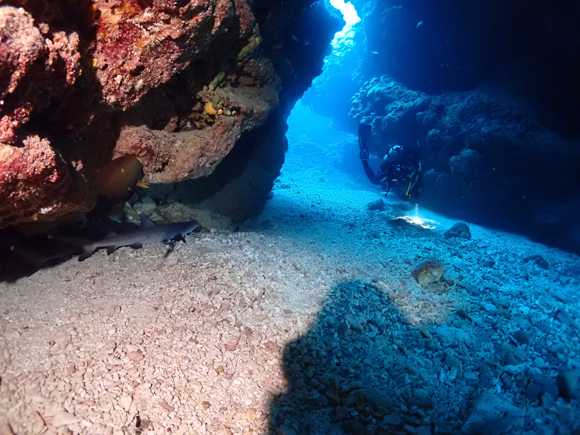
[358,123,422,201]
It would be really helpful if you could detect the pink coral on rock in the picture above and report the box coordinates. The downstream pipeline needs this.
[0,7,46,144]
[92,0,258,108]
[0,0,338,228]
[0,136,93,228]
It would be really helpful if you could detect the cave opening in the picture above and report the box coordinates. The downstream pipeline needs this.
[281,0,364,194]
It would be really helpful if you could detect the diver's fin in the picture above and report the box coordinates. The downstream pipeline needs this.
[358,124,372,149]
[138,213,156,228]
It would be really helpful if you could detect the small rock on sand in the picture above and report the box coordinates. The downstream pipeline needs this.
[367,199,386,211]
[557,368,580,402]
[127,351,144,361]
[119,395,133,411]
[225,336,240,352]
[411,259,445,287]
[51,411,80,427]
[444,222,471,239]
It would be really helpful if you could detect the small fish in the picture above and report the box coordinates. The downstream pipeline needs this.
[291,34,299,42]
[416,20,424,28]
[51,213,199,261]
[94,155,149,216]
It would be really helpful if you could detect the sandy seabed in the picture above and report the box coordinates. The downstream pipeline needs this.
[1,148,580,435]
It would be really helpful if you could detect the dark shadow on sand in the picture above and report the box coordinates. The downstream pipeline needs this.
[268,280,455,434]
[266,279,562,435]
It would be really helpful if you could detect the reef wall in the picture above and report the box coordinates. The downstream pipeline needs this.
[0,0,343,228]
[350,0,580,135]
[351,78,580,253]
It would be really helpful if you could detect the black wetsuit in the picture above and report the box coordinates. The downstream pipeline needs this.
[358,124,422,200]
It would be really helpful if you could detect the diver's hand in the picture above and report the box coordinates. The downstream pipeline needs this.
[360,149,369,160]
[406,191,420,203]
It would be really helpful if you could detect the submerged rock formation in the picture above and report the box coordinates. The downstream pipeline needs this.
[350,0,580,135]
[350,77,580,253]
[0,0,343,228]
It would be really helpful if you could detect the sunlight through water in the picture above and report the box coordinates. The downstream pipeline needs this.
[329,0,360,40]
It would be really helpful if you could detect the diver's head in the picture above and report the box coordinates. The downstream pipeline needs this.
[380,143,420,187]
[387,145,404,160]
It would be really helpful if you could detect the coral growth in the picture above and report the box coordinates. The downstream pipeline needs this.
[0,0,339,228]
[0,136,93,228]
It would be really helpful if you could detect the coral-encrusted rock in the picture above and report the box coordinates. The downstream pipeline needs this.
[148,108,289,222]
[444,223,471,240]
[411,259,445,288]
[0,0,341,228]
[116,83,280,183]
[0,5,83,144]
[0,7,45,98]
[93,0,257,108]
[351,0,580,134]
[0,136,93,228]
[119,118,241,184]
[350,77,580,255]
[0,7,45,144]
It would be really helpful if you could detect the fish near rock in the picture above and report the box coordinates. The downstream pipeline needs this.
[412,258,445,287]
[94,155,148,215]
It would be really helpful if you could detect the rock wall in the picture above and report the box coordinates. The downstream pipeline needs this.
[0,0,343,228]
[351,0,580,136]
[350,77,580,254]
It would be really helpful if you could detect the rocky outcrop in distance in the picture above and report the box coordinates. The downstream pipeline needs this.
[0,0,343,228]
[350,77,580,254]
[349,0,580,136]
